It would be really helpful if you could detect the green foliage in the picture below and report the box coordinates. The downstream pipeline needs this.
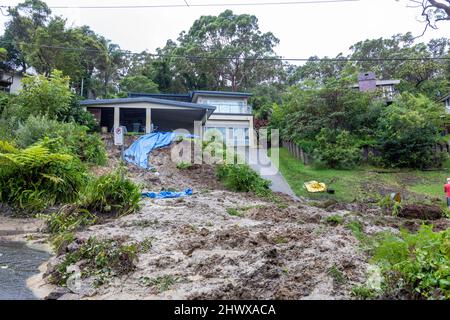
[139,275,180,292]
[328,265,346,284]
[0,48,6,61]
[15,115,107,165]
[79,167,141,216]
[325,214,344,225]
[226,207,242,217]
[376,93,444,169]
[53,237,139,286]
[15,70,73,120]
[314,128,361,169]
[0,140,87,211]
[372,225,450,300]
[39,205,98,253]
[377,194,403,216]
[351,285,378,300]
[59,98,99,130]
[119,75,159,94]
[216,163,272,197]
[176,161,192,170]
[155,9,283,92]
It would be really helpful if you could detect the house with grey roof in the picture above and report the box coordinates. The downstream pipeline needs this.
[351,72,400,102]
[80,90,255,147]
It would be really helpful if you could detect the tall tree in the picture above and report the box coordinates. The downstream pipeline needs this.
[161,10,283,92]
[2,0,51,72]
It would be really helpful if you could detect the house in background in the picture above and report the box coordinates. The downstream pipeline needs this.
[0,70,24,94]
[440,93,450,114]
[80,90,255,147]
[351,72,400,102]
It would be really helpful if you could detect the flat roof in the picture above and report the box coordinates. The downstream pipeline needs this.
[80,97,215,112]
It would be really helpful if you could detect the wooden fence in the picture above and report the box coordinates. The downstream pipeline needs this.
[282,139,450,165]
[282,140,313,165]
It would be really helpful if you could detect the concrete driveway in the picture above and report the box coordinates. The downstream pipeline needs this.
[245,147,299,200]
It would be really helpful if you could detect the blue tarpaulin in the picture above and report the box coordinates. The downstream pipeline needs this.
[142,188,193,199]
[123,132,198,169]
[123,132,176,169]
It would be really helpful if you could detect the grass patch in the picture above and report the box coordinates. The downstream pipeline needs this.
[273,147,450,203]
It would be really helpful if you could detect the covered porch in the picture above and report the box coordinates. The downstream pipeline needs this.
[81,98,214,135]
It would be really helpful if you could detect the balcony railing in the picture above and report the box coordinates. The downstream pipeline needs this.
[213,104,253,114]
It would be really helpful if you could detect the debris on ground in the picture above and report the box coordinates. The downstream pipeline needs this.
[40,135,450,300]
[142,188,193,199]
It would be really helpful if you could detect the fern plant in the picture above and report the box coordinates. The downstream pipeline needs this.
[0,140,87,212]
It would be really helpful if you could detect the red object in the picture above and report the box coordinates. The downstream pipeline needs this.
[444,183,450,197]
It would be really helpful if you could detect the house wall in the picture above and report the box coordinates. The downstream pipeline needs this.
[205,114,255,147]
[9,74,23,94]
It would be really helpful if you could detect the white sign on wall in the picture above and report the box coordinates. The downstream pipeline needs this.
[114,126,124,146]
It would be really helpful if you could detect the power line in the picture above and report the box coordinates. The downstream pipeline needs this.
[1,40,449,62]
[0,0,360,10]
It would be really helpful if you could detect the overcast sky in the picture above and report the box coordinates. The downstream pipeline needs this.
[1,0,449,61]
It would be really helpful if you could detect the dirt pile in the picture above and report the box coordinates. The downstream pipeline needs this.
[398,204,443,220]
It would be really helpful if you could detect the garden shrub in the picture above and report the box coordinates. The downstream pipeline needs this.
[79,167,141,216]
[15,115,107,165]
[0,140,87,211]
[372,225,450,300]
[216,163,272,197]
[313,128,361,169]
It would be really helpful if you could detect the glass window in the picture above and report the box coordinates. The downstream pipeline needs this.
[202,99,249,114]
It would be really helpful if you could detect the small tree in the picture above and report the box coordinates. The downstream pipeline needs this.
[16,69,72,119]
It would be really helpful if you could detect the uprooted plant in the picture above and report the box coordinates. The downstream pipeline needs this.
[50,236,140,287]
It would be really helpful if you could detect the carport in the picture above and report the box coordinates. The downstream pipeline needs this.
[81,97,215,134]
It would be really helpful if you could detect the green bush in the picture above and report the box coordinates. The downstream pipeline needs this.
[15,115,107,165]
[216,163,271,197]
[15,70,73,120]
[376,93,444,169]
[58,97,99,131]
[0,140,87,211]
[79,167,141,216]
[314,128,361,169]
[372,225,450,300]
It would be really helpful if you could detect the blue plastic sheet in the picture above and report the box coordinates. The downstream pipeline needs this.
[142,188,193,199]
[123,132,177,169]
[123,132,199,169]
